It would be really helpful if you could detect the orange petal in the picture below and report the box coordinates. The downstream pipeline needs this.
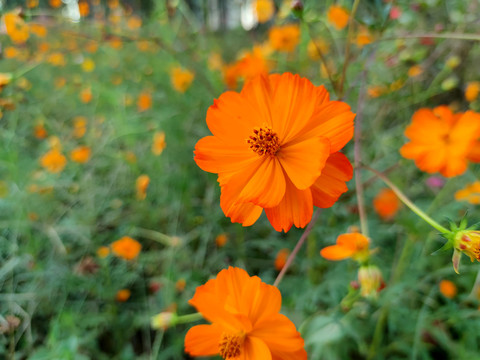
[184,324,223,356]
[194,136,256,175]
[242,336,272,360]
[320,244,356,260]
[220,197,264,226]
[278,136,330,190]
[264,178,313,232]
[250,313,306,354]
[241,75,274,128]
[336,233,369,250]
[311,152,353,208]
[414,146,446,174]
[242,280,282,326]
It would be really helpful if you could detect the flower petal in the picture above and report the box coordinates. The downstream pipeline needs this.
[310,152,353,208]
[320,244,356,260]
[242,279,282,326]
[184,324,223,357]
[264,178,313,232]
[278,136,330,190]
[242,336,272,360]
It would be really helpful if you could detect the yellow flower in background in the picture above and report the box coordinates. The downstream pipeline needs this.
[137,91,152,112]
[82,58,95,72]
[136,175,150,200]
[327,5,349,30]
[307,39,330,60]
[439,280,457,299]
[455,181,480,204]
[254,0,275,23]
[127,16,142,30]
[111,236,141,260]
[175,278,186,292]
[151,312,176,330]
[4,12,30,44]
[73,116,88,138]
[152,131,166,156]
[40,149,67,173]
[268,24,300,53]
[358,265,384,299]
[0,73,13,91]
[70,146,91,163]
[80,88,92,103]
[453,230,480,273]
[170,67,195,93]
[465,81,480,102]
[4,47,19,59]
[48,136,62,150]
[208,52,224,71]
[96,246,110,258]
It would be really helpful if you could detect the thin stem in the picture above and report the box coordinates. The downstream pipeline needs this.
[362,165,450,234]
[338,0,361,98]
[380,32,480,42]
[273,210,321,287]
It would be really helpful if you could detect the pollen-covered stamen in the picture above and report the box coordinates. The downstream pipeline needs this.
[219,332,245,359]
[247,126,280,156]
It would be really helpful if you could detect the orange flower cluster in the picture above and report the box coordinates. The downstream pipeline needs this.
[184,267,307,359]
[111,236,141,260]
[373,188,401,220]
[327,5,349,30]
[268,24,300,53]
[254,0,275,23]
[194,73,355,232]
[136,174,150,200]
[400,106,480,177]
[40,149,67,173]
[152,131,166,155]
[4,12,30,44]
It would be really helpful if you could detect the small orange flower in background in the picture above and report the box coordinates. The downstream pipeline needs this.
[184,267,307,359]
[34,124,48,139]
[208,52,223,71]
[4,46,19,59]
[152,131,166,155]
[356,29,372,48]
[85,41,99,54]
[373,188,401,220]
[137,91,152,112]
[116,289,131,302]
[127,16,142,30]
[327,4,349,30]
[78,1,90,17]
[73,116,87,138]
[4,12,30,44]
[136,174,150,200]
[465,81,480,102]
[30,24,47,38]
[70,146,91,163]
[215,233,228,247]
[111,236,141,260]
[268,24,300,53]
[455,181,480,204]
[40,149,67,173]
[274,248,290,271]
[408,65,423,78]
[47,52,66,67]
[321,233,370,262]
[0,73,12,91]
[80,87,93,103]
[55,77,67,88]
[439,280,457,299]
[82,58,95,72]
[367,85,387,98]
[175,278,186,292]
[236,46,272,81]
[49,0,62,8]
[222,63,241,89]
[254,0,275,23]
[194,73,355,232]
[27,0,39,8]
[400,106,480,177]
[170,67,195,93]
[97,246,110,258]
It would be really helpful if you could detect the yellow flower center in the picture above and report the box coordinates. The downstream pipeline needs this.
[459,233,480,261]
[219,332,245,359]
[247,126,280,156]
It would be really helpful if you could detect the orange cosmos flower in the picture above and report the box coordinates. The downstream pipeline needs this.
[408,65,423,78]
[4,47,19,59]
[455,181,480,204]
[274,248,290,271]
[115,289,131,302]
[373,188,401,220]
[49,0,62,8]
[254,0,275,23]
[194,73,355,232]
[30,24,47,38]
[327,5,349,30]
[111,236,141,260]
[465,81,480,102]
[78,1,90,17]
[40,149,67,173]
[184,267,307,359]
[400,106,480,177]
[215,233,228,247]
[439,280,457,299]
[70,146,91,163]
[152,131,166,155]
[268,24,300,53]
[170,67,195,93]
[137,91,152,112]
[320,233,370,261]
[34,124,48,139]
[236,46,272,81]
[80,88,92,103]
[222,63,241,89]
[136,174,150,200]
[73,116,87,138]
[4,12,30,44]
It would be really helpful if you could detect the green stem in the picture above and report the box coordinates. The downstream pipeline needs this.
[362,165,450,234]
[176,312,203,325]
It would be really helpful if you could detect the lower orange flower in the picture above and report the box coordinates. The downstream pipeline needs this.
[320,232,370,262]
[184,267,307,359]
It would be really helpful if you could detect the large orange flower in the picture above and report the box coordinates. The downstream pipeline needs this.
[400,106,480,177]
[194,73,355,232]
[184,267,307,359]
